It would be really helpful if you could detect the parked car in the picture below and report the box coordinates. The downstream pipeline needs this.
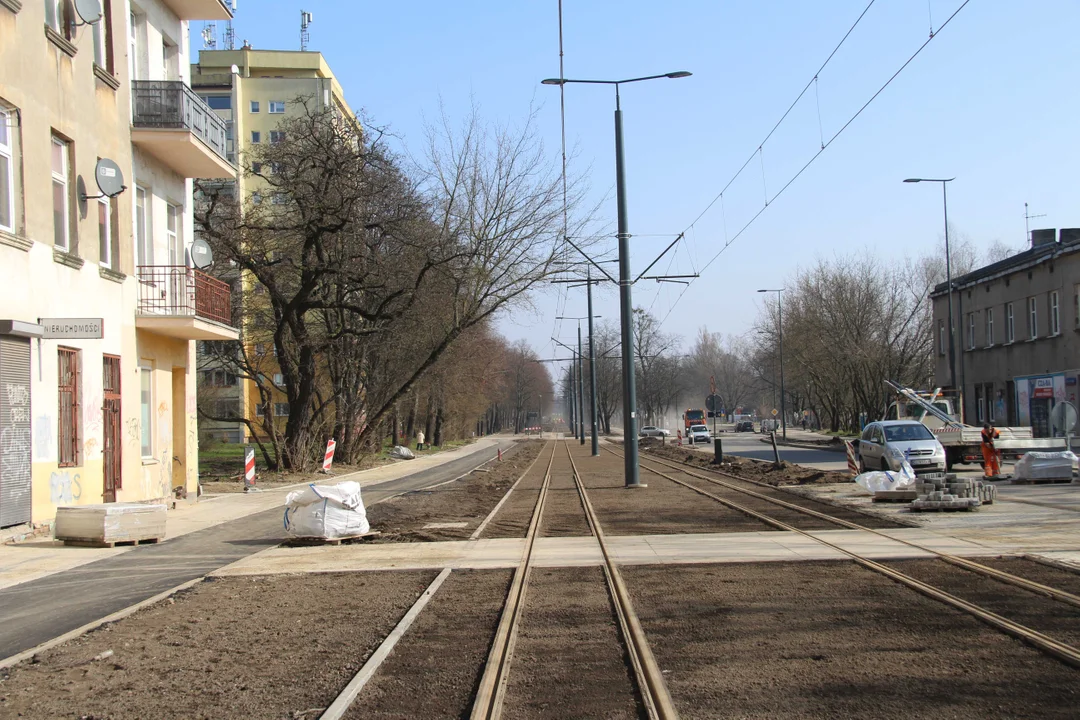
[639,426,671,438]
[735,420,754,432]
[688,424,712,444]
[856,420,946,474]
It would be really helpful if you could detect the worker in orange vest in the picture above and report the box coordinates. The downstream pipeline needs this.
[981,423,1001,478]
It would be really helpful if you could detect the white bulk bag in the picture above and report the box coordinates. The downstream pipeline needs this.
[284,481,369,538]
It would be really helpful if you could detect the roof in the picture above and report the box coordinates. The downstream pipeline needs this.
[931,236,1080,297]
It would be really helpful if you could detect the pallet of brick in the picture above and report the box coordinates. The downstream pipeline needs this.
[1013,451,1077,484]
[54,503,167,547]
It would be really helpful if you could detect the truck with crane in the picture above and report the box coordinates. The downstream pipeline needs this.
[882,381,1066,469]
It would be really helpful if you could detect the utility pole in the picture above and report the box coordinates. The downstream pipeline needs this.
[587,269,599,456]
[577,323,585,445]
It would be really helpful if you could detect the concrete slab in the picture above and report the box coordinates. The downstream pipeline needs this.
[210,528,1009,576]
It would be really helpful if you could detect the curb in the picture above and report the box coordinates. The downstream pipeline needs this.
[757,436,848,453]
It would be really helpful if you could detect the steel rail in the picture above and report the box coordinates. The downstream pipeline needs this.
[470,440,558,720]
[633,450,1080,610]
[605,447,1080,669]
[565,443,678,720]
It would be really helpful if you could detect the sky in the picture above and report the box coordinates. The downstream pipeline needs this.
[198,0,1080,363]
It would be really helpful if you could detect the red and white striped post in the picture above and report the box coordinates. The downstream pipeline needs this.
[845,441,859,477]
[243,446,256,490]
[322,438,337,473]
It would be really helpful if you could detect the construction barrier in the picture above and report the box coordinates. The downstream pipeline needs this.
[845,440,858,477]
[322,438,337,473]
[244,446,256,489]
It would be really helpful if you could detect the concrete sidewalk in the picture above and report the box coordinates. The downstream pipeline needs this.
[0,436,505,591]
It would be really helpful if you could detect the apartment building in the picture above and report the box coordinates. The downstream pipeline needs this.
[0,0,237,528]
[930,228,1080,437]
[190,48,354,443]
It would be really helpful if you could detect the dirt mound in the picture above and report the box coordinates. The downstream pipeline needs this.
[644,445,852,486]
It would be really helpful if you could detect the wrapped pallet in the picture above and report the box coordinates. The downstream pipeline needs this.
[54,503,167,547]
[284,481,369,539]
[1013,451,1078,482]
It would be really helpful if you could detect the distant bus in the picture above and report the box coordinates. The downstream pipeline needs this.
[683,409,705,430]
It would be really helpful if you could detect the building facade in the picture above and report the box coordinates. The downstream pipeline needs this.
[191,48,354,444]
[931,228,1080,437]
[0,0,237,528]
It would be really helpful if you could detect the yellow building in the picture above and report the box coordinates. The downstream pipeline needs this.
[0,0,238,528]
[191,48,355,443]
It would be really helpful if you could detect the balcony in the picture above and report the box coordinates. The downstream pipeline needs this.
[131,81,235,179]
[161,0,233,21]
[136,266,239,341]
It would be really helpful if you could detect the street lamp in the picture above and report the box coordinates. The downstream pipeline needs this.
[557,315,602,450]
[905,177,958,405]
[543,70,692,487]
[758,289,786,440]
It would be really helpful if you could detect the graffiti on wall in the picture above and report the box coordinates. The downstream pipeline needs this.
[49,470,82,504]
[0,426,31,481]
[126,418,141,445]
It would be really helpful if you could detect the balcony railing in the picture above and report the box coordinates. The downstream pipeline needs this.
[131,80,230,163]
[137,266,233,326]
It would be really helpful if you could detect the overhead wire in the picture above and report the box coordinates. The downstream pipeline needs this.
[653,0,972,329]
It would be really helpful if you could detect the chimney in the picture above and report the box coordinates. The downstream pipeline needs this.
[1059,228,1080,246]
[1031,228,1056,248]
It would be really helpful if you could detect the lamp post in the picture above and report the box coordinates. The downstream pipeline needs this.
[905,178,957,403]
[758,289,786,440]
[557,315,602,449]
[543,70,692,487]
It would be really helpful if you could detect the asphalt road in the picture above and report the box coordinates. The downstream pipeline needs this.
[0,439,515,661]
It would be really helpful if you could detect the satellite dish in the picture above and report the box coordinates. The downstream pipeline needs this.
[189,238,214,270]
[74,0,103,24]
[94,158,125,197]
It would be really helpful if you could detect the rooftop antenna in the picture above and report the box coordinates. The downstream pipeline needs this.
[201,23,217,50]
[300,10,312,51]
[1024,202,1046,246]
[223,0,236,50]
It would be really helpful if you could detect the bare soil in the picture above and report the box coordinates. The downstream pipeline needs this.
[884,557,1080,648]
[578,446,774,535]
[0,571,437,719]
[539,446,591,537]
[363,440,544,543]
[643,443,852,485]
[502,566,645,719]
[623,560,1080,718]
[480,442,552,539]
[346,569,512,720]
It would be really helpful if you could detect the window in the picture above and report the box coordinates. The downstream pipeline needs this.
[128,11,139,81]
[0,106,15,234]
[205,96,231,110]
[270,161,282,174]
[985,307,994,346]
[166,203,181,265]
[1075,284,1080,329]
[251,192,262,205]
[274,403,289,417]
[250,101,260,113]
[271,192,286,205]
[1049,291,1060,335]
[135,186,149,265]
[251,162,262,174]
[269,101,285,114]
[937,320,945,356]
[140,364,153,457]
[967,312,975,350]
[251,131,260,144]
[162,40,177,80]
[98,198,114,268]
[975,385,985,423]
[51,135,71,251]
[1028,297,1038,340]
[255,403,269,418]
[1006,302,1015,343]
[204,370,237,387]
[269,131,285,144]
[92,1,114,71]
[58,348,81,467]
[45,0,70,37]
[254,343,266,356]
[987,384,996,422]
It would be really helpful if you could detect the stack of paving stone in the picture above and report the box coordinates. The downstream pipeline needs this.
[910,473,994,511]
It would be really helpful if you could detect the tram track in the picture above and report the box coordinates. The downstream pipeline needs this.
[606,446,1080,670]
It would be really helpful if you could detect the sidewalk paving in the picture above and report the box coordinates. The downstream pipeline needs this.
[0,436,505,592]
